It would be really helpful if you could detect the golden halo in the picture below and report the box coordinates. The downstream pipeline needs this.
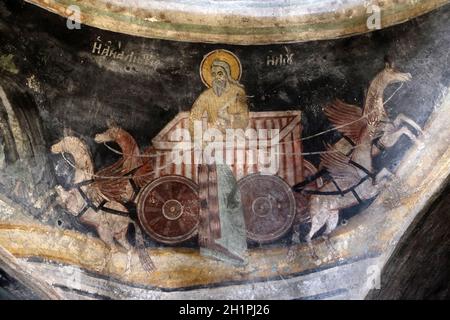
[200,49,242,88]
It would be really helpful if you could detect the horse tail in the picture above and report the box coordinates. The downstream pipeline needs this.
[132,221,155,273]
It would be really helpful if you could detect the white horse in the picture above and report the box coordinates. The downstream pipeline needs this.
[51,135,155,273]
[291,61,423,259]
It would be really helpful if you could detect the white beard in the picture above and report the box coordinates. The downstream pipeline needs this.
[212,79,227,97]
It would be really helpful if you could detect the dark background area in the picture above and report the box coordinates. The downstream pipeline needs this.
[367,181,450,300]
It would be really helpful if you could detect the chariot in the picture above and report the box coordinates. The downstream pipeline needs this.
[134,111,319,244]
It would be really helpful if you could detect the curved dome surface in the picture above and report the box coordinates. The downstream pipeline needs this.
[26,0,449,44]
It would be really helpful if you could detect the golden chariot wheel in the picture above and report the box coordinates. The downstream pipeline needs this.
[136,175,200,244]
[238,174,296,243]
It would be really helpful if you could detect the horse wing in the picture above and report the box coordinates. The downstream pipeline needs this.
[93,158,131,203]
[133,145,156,188]
[324,99,367,144]
[133,161,155,189]
[320,144,361,190]
[96,158,127,177]
[93,178,130,203]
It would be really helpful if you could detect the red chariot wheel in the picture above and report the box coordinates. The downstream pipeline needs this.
[238,174,296,243]
[136,176,200,244]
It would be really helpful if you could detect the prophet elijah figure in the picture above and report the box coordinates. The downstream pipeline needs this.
[188,50,249,135]
[189,50,249,266]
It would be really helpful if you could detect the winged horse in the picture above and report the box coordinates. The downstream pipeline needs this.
[291,60,423,259]
[51,135,155,273]
[93,124,156,198]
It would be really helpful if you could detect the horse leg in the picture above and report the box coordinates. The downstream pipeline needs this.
[304,213,325,262]
[323,211,339,235]
[96,225,120,271]
[115,225,133,275]
[115,225,132,251]
[287,197,330,262]
[287,223,302,262]
[394,113,424,135]
[322,211,340,258]
[374,167,397,188]
[379,126,419,150]
[373,167,408,207]
[287,196,314,262]
[97,226,116,250]
[290,223,301,244]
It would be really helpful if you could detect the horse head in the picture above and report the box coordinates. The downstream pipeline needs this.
[50,139,65,154]
[94,125,143,170]
[51,135,94,184]
[363,58,413,122]
[94,126,121,144]
[380,57,412,85]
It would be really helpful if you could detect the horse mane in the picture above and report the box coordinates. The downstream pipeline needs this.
[112,127,136,148]
[108,127,143,170]
[363,68,388,115]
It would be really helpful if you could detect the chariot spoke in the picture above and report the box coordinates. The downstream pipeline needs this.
[178,219,186,232]
[152,190,167,203]
[145,206,162,213]
[149,216,163,226]
[138,176,199,244]
[165,183,174,199]
[177,185,188,200]
[163,220,172,236]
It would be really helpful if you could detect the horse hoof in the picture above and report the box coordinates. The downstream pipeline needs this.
[286,248,297,262]
[291,232,301,245]
[416,140,425,150]
[416,127,425,136]
[309,251,320,262]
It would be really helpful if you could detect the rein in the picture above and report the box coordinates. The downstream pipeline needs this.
[67,165,144,218]
[301,174,372,204]
[72,183,129,218]
[293,159,376,204]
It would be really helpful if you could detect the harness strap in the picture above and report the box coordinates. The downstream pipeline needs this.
[124,164,145,202]
[351,189,363,204]
[343,135,356,146]
[77,186,95,211]
[372,135,385,150]
[129,178,140,202]
[76,187,129,217]
[77,205,89,217]
[99,206,130,217]
[292,169,327,191]
[75,163,145,216]
[303,175,371,204]
[349,160,376,179]
[97,199,107,210]
[330,178,345,197]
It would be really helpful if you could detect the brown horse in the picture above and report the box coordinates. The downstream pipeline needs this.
[94,126,156,201]
[291,61,422,260]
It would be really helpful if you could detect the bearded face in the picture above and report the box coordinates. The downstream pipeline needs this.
[211,65,228,96]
